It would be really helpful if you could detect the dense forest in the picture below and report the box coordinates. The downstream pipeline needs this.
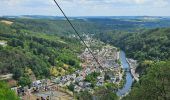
[0,19,83,87]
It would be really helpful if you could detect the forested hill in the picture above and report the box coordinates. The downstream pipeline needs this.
[0,19,83,86]
[2,16,170,37]
[96,28,170,61]
[95,26,170,99]
[11,18,102,36]
[123,61,170,100]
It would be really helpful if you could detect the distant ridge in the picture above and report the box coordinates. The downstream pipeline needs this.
[1,15,170,20]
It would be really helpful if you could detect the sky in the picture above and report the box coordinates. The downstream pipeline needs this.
[0,0,170,16]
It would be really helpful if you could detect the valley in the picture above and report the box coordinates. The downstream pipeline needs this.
[0,16,170,100]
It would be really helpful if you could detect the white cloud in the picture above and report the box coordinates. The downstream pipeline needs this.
[0,0,170,16]
[0,0,23,6]
[153,0,169,7]
[59,0,169,6]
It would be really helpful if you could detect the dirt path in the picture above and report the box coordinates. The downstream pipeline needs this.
[0,74,13,80]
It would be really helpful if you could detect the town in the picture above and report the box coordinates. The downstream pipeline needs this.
[53,35,124,93]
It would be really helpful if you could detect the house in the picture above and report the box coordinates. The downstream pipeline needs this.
[75,76,84,82]
[84,82,91,87]
[65,81,71,86]
[96,81,103,86]
[68,74,76,82]
[78,82,84,87]
[97,76,104,80]
[32,80,41,87]
[74,85,82,92]
[52,77,60,84]
[110,77,116,83]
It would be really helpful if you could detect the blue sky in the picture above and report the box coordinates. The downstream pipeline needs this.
[0,0,170,16]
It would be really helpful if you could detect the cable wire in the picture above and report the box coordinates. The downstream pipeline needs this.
[53,0,103,69]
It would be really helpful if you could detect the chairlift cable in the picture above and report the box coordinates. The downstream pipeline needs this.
[53,0,103,69]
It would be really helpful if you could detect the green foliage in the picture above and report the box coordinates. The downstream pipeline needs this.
[104,74,110,81]
[18,76,31,87]
[13,68,23,80]
[0,81,19,100]
[8,38,24,48]
[123,61,170,100]
[58,49,80,68]
[0,48,50,80]
[0,19,82,86]
[85,72,100,86]
[94,87,119,100]
[11,18,103,36]
[75,91,93,100]
[68,83,75,92]
[75,87,118,100]
[96,28,170,61]
[135,60,153,75]
[0,23,13,34]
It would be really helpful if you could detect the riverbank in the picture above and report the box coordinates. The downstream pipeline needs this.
[126,59,139,82]
[117,57,139,99]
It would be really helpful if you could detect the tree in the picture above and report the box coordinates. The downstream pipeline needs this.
[13,68,22,80]
[8,39,24,48]
[104,74,110,81]
[18,76,31,87]
[68,83,74,92]
[50,67,58,76]
[85,72,100,83]
[94,87,119,100]
[0,81,19,100]
[68,59,76,66]
[48,55,56,66]
[0,45,3,50]
[76,91,93,100]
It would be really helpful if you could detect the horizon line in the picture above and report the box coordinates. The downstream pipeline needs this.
[1,15,170,17]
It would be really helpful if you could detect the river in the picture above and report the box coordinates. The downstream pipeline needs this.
[117,51,133,97]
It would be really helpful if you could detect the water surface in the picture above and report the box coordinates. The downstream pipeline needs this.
[117,51,133,96]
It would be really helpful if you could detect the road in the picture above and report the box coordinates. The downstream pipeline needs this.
[127,59,139,81]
